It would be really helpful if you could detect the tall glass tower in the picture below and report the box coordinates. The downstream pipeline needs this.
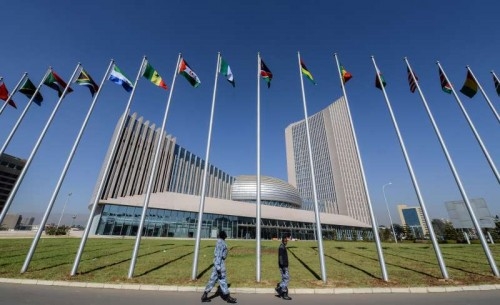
[285,96,371,225]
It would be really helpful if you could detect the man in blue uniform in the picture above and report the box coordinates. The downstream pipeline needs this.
[201,231,237,303]
[275,233,292,300]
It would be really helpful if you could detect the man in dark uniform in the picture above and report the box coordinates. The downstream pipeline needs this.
[201,231,237,303]
[275,233,292,300]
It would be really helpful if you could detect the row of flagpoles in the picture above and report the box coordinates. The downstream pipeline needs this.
[0,52,498,282]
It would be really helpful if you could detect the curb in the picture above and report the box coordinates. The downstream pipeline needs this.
[1,278,500,294]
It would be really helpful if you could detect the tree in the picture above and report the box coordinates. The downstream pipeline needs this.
[443,222,459,242]
[404,225,415,241]
[431,219,446,240]
[392,224,404,241]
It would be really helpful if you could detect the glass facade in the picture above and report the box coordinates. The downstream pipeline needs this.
[95,203,373,241]
[402,208,424,238]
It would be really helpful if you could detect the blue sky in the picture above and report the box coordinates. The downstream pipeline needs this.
[0,1,498,226]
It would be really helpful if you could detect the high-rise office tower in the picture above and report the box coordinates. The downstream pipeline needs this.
[285,96,371,225]
[397,204,428,237]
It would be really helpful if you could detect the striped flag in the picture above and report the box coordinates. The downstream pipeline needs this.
[459,71,478,98]
[494,74,500,97]
[407,67,417,93]
[0,80,16,109]
[340,64,352,84]
[44,70,73,97]
[179,58,201,88]
[142,61,168,90]
[439,68,452,94]
[75,68,99,97]
[300,59,316,85]
[260,58,273,88]
[375,72,386,90]
[220,57,235,87]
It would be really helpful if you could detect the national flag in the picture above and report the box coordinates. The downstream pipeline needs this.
[74,68,99,97]
[300,59,316,84]
[178,58,201,88]
[439,68,452,94]
[340,64,352,83]
[260,58,273,88]
[142,61,168,90]
[493,74,500,97]
[109,64,134,92]
[375,73,386,90]
[220,57,235,87]
[44,70,73,97]
[459,71,478,98]
[19,78,43,106]
[0,80,17,109]
[407,67,418,93]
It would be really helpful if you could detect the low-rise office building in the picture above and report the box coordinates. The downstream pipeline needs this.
[88,111,371,240]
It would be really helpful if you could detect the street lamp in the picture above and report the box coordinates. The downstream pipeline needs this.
[382,182,398,243]
[57,192,72,227]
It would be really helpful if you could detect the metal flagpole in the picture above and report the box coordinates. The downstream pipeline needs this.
[21,61,113,273]
[129,54,180,278]
[0,70,50,180]
[466,66,499,123]
[373,56,450,280]
[0,73,27,116]
[191,53,220,280]
[0,68,66,226]
[334,54,389,281]
[297,51,327,283]
[256,52,262,282]
[70,58,144,276]
[436,62,499,277]
[442,63,500,184]
[392,57,450,279]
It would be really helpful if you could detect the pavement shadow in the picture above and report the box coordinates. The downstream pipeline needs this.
[287,247,321,280]
[314,247,379,279]
[333,247,441,279]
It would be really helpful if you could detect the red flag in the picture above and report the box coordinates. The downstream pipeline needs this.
[0,80,17,109]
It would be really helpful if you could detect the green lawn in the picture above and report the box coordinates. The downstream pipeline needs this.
[0,238,499,288]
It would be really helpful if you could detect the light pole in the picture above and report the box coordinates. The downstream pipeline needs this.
[382,182,398,243]
[57,192,72,227]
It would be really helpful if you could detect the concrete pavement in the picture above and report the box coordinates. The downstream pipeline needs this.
[2,282,500,305]
[1,277,499,295]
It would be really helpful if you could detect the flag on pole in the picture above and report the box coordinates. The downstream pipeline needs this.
[0,80,17,109]
[44,70,73,97]
[493,74,500,97]
[74,68,99,97]
[300,59,316,85]
[340,64,352,84]
[407,67,418,93]
[109,64,134,92]
[142,61,168,90]
[459,71,478,98]
[439,68,452,94]
[19,78,43,106]
[179,58,201,88]
[375,72,386,90]
[260,58,273,88]
[220,57,235,87]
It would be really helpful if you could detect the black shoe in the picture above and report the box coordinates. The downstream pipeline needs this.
[275,283,282,296]
[281,291,292,301]
[222,294,237,304]
[201,292,211,302]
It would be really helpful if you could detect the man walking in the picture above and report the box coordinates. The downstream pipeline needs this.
[275,234,292,300]
[201,231,237,303]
